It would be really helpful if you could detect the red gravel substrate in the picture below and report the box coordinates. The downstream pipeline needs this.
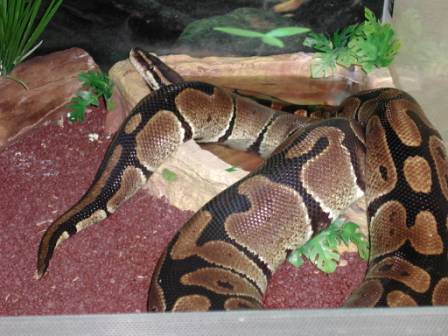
[264,253,367,309]
[0,106,367,316]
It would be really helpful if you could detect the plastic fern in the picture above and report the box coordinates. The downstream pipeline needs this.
[67,71,115,122]
[288,219,369,273]
[304,8,400,77]
[348,9,401,73]
[78,71,115,111]
[67,91,99,122]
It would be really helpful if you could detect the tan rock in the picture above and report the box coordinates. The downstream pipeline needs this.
[159,52,370,105]
[0,48,98,148]
[109,52,393,121]
[108,60,150,108]
[145,140,250,212]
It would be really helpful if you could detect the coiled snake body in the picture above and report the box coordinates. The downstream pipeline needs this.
[37,49,448,311]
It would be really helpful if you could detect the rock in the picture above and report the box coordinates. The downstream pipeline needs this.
[145,140,250,212]
[108,52,392,132]
[108,59,150,109]
[156,52,392,103]
[0,48,99,149]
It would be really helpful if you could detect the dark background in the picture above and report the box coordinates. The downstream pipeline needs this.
[37,0,385,69]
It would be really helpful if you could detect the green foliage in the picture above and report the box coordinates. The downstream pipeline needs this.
[225,166,238,172]
[68,90,98,122]
[0,0,63,78]
[304,25,358,77]
[304,8,400,77]
[67,70,115,122]
[213,26,310,48]
[349,8,401,72]
[161,168,177,182]
[288,219,369,273]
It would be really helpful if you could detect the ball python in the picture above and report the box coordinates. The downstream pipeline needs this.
[36,48,448,311]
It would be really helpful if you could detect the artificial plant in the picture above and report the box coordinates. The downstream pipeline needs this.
[67,70,115,122]
[0,0,63,87]
[304,8,401,77]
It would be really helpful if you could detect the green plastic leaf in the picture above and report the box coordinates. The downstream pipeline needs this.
[341,222,369,261]
[213,27,265,38]
[305,7,400,77]
[335,47,357,68]
[67,98,88,122]
[341,222,358,244]
[364,7,378,25]
[79,70,115,106]
[266,27,310,37]
[261,35,284,48]
[310,52,337,78]
[225,166,238,172]
[66,90,99,122]
[305,234,340,273]
[303,32,333,52]
[347,8,400,73]
[287,250,304,268]
[105,98,116,112]
[162,168,177,182]
[331,25,357,48]
[66,70,116,122]
[288,219,369,273]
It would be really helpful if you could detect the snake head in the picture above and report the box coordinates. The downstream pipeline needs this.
[129,47,184,91]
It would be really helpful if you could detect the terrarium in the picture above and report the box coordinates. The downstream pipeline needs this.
[1,1,447,335]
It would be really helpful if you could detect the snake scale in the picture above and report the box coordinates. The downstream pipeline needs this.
[36,49,448,311]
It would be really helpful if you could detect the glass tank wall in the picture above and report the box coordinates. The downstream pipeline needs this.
[37,0,386,69]
[391,0,448,140]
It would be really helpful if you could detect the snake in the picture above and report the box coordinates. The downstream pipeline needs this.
[36,48,448,311]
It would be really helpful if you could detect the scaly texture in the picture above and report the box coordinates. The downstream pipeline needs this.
[37,52,448,311]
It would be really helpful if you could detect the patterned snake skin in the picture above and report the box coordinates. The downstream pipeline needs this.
[36,49,448,311]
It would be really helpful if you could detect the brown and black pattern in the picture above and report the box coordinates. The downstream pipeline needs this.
[36,51,448,310]
[345,89,448,307]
